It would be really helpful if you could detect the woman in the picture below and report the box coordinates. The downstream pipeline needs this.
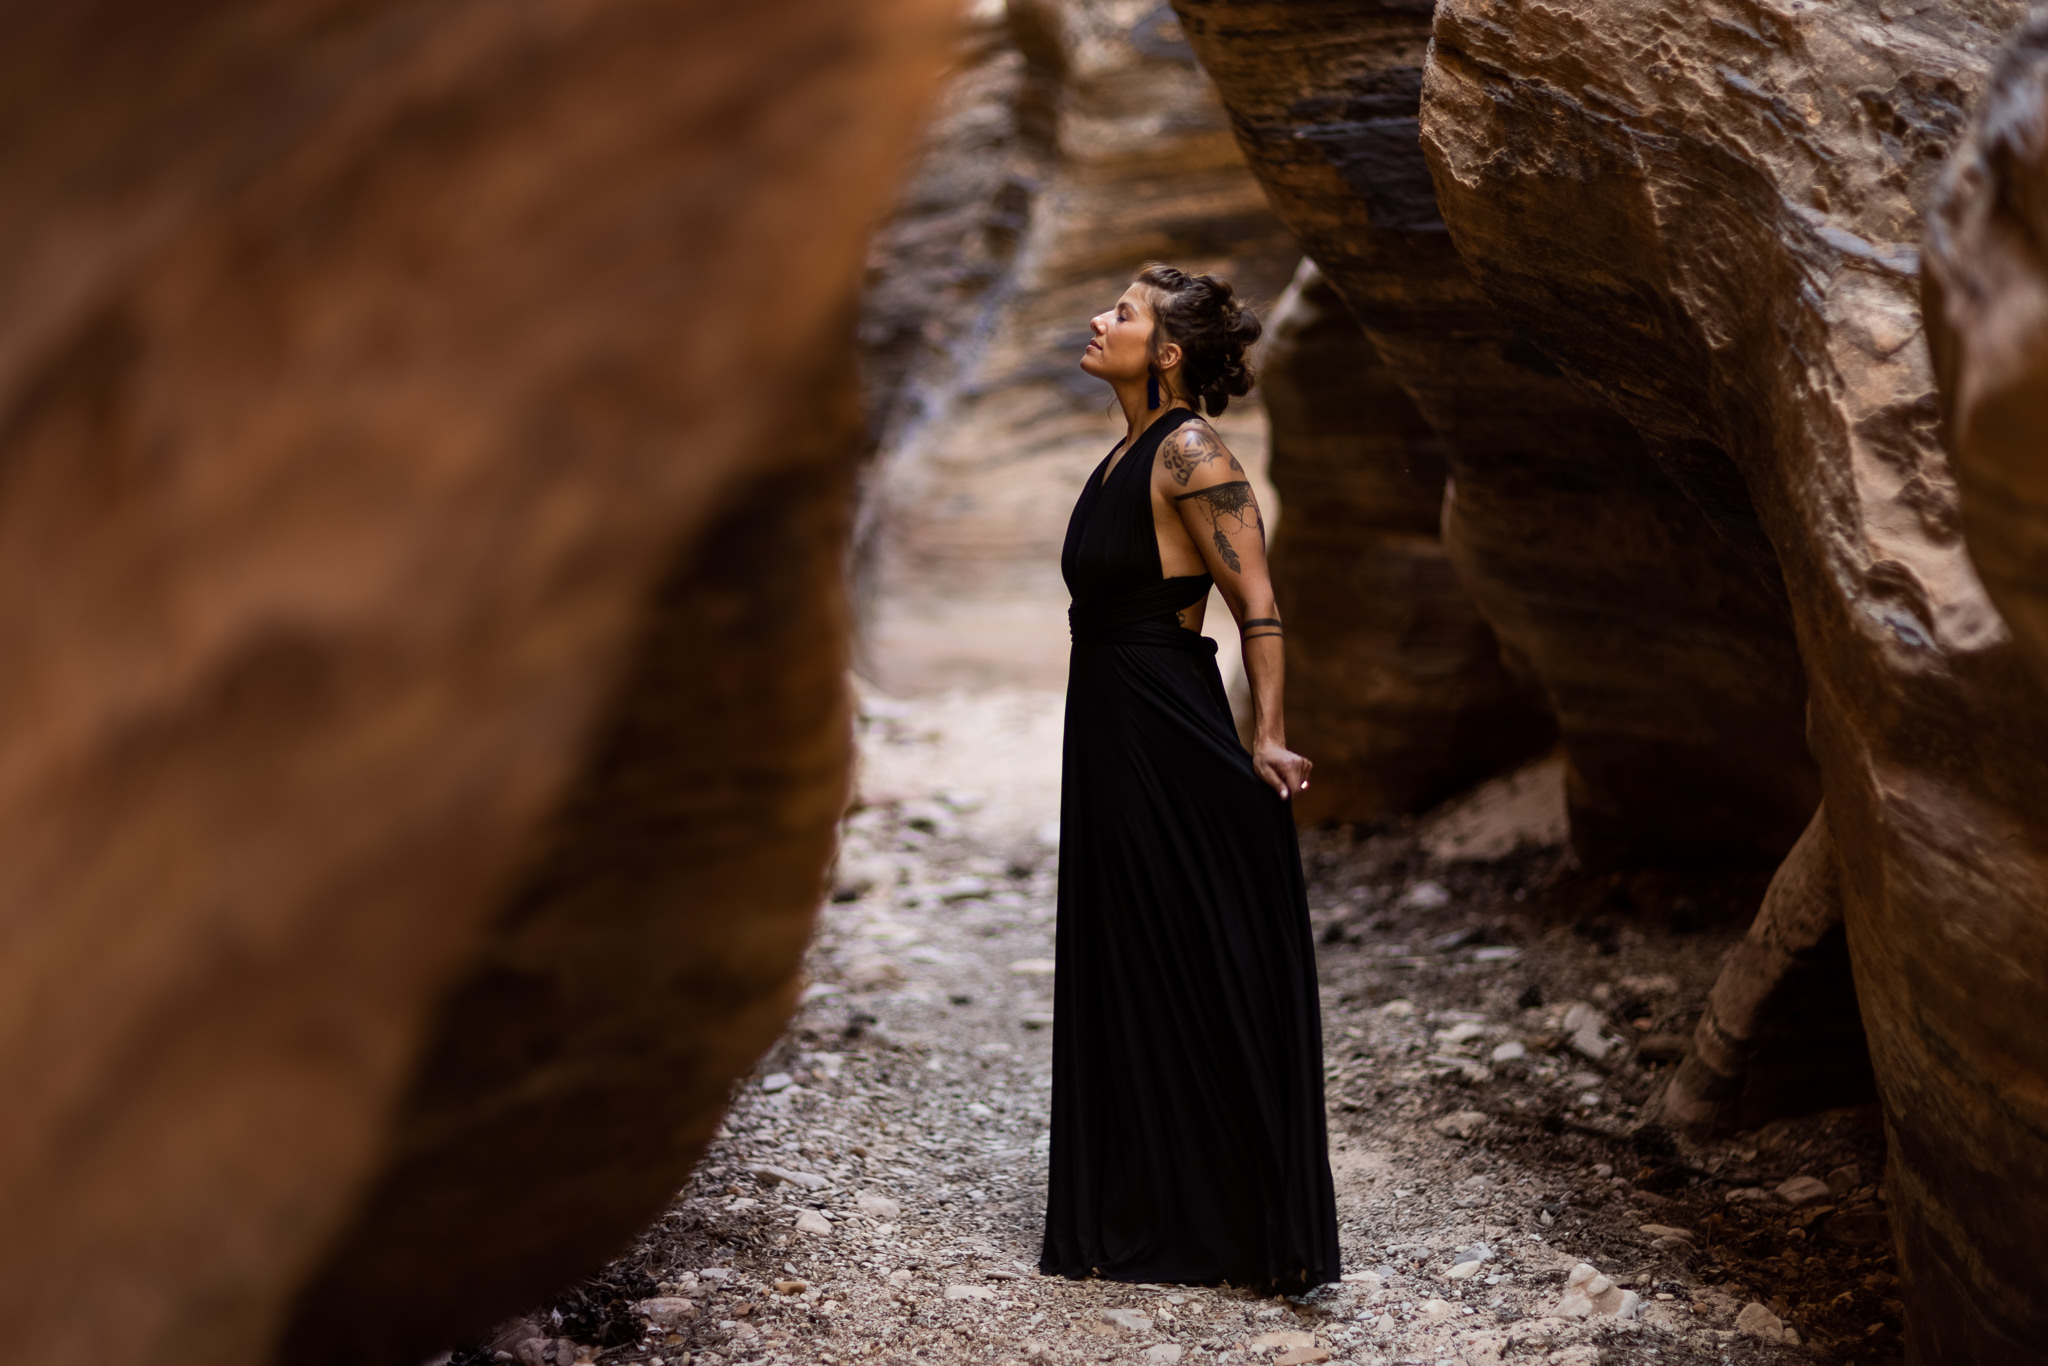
[1039,263,1340,1290]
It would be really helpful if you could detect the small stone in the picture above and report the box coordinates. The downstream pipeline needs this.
[857,1193,903,1221]
[1447,1260,1484,1280]
[1554,1263,1641,1319]
[1274,1350,1331,1366]
[1437,1022,1488,1045]
[1827,1163,1863,1197]
[1490,1040,1527,1062]
[749,1163,827,1189]
[1009,958,1057,975]
[772,1279,807,1295]
[1726,1186,1771,1202]
[1472,945,1521,962]
[1142,1347,1184,1364]
[1100,1308,1153,1332]
[887,1269,914,1286]
[1340,1270,1384,1289]
[1249,1330,1315,1348]
[945,1284,997,1301]
[1020,1011,1056,1030]
[793,1210,833,1236]
[1639,1223,1693,1241]
[1420,1298,1455,1320]
[1373,1313,1395,1332]
[1735,1301,1790,1342]
[1775,1175,1832,1207]
[634,1298,697,1329]
[1432,1110,1489,1140]
[1379,998,1417,1016]
[844,958,905,992]
[760,1073,794,1094]
[1401,880,1451,909]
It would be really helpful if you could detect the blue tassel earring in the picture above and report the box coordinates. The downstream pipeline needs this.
[1147,374,1161,410]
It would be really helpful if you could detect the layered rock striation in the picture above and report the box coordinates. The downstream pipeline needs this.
[0,2,953,1363]
[1421,0,2048,1357]
[1171,0,1821,866]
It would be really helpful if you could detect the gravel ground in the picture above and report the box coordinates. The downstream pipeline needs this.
[455,691,1902,1366]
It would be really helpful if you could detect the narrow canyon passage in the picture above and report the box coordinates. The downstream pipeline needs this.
[460,696,1904,1366]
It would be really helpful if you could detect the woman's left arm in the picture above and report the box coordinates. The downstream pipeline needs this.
[1160,422,1311,801]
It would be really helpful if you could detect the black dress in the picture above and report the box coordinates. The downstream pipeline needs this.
[1038,406,1341,1290]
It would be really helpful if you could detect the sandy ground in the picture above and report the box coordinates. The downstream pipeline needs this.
[456,690,1903,1366]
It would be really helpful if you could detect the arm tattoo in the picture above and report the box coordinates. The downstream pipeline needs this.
[1173,479,1262,574]
[1242,617,1282,629]
[1161,424,1246,486]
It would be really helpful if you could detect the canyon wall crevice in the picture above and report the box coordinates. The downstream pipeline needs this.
[1171,0,1822,868]
[1260,259,1553,824]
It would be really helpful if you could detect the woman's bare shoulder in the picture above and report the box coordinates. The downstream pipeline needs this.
[1158,416,1244,489]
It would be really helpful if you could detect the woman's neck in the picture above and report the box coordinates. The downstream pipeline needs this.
[1113,381,1190,447]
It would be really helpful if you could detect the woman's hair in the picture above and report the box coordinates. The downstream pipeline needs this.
[1137,262,1262,415]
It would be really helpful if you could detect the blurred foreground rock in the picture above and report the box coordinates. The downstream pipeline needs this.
[0,2,953,1364]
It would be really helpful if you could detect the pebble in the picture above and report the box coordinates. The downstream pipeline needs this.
[1249,1329,1314,1348]
[1373,1313,1396,1333]
[1489,1040,1527,1062]
[844,958,905,992]
[1273,1350,1331,1365]
[793,1210,833,1236]
[1436,1022,1488,1046]
[1340,1271,1384,1289]
[856,1193,903,1221]
[945,1284,996,1301]
[1775,1175,1832,1207]
[760,1073,795,1094]
[1020,1011,1056,1029]
[773,1279,808,1295]
[1142,1347,1184,1364]
[1431,1110,1489,1140]
[886,1270,913,1286]
[749,1163,827,1189]
[1401,881,1451,909]
[1735,1301,1799,1344]
[634,1298,697,1328]
[1379,998,1417,1016]
[1100,1308,1153,1332]
[1553,1263,1642,1320]
[1446,1260,1484,1280]
[1009,958,1057,975]
[1420,1298,1455,1321]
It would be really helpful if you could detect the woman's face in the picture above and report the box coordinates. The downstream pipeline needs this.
[1081,283,1176,385]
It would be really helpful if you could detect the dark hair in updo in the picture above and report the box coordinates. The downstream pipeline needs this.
[1137,262,1262,416]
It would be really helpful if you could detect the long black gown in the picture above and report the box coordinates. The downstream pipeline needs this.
[1038,406,1340,1290]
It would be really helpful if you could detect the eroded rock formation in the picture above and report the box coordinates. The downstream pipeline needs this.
[1260,260,1551,825]
[0,3,952,1363]
[1926,12,2048,690]
[1171,0,1821,867]
[1419,0,2048,1357]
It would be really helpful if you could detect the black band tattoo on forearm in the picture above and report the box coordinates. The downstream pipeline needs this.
[1242,631,1283,641]
[1242,617,1282,629]
[1173,479,1262,574]
[1161,424,1247,486]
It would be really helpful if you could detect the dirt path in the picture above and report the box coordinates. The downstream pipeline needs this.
[458,692,1903,1366]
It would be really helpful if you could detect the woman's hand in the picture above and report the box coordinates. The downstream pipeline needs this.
[1253,739,1312,801]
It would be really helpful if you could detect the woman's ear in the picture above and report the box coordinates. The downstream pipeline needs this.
[1156,340,1183,373]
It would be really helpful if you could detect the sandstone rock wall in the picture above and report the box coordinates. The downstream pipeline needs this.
[1259,259,1551,825]
[1419,0,2048,1357]
[1926,12,2048,690]
[0,3,952,1363]
[858,0,1299,698]
[1170,0,1821,867]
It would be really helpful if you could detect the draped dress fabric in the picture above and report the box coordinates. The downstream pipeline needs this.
[1039,406,1340,1290]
